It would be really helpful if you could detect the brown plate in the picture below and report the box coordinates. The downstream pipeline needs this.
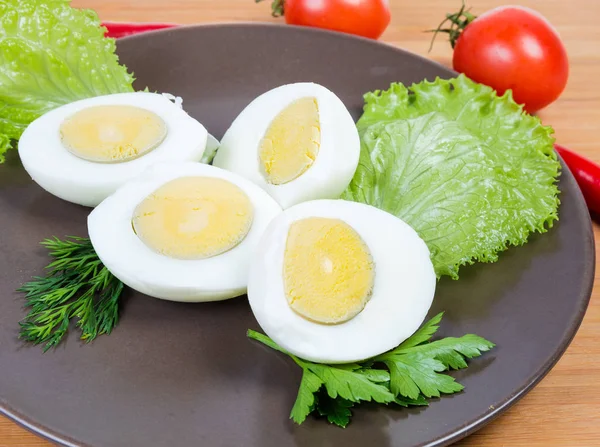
[0,24,595,447]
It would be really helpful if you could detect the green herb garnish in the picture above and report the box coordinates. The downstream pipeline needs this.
[0,0,135,162]
[247,312,494,428]
[18,237,123,351]
[343,74,561,279]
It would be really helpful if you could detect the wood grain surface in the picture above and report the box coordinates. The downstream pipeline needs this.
[2,1,599,446]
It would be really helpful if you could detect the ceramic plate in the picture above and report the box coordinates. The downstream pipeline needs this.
[0,24,594,447]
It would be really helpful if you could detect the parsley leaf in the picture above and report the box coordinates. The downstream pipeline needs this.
[380,354,463,399]
[355,368,390,383]
[291,369,323,424]
[393,334,496,370]
[303,361,395,403]
[375,319,494,399]
[395,312,443,350]
[247,313,494,428]
[394,394,429,407]
[316,391,354,428]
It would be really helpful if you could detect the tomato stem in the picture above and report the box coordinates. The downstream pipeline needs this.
[255,0,285,17]
[427,0,477,51]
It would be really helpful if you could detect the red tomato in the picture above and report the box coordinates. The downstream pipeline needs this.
[452,6,569,113]
[283,0,391,40]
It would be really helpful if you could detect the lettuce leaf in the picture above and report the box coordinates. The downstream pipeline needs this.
[343,75,560,279]
[0,0,135,162]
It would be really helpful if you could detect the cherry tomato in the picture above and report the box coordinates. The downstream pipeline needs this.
[452,6,569,113]
[282,0,391,40]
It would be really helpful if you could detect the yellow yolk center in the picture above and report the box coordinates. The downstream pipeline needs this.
[283,217,375,324]
[60,105,167,163]
[259,97,321,185]
[132,177,254,260]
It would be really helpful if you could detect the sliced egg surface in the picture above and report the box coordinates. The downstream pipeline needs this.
[88,162,282,302]
[247,200,436,364]
[212,83,360,209]
[18,92,210,207]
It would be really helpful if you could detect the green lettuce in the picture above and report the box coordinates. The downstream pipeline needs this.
[0,0,135,162]
[343,75,560,279]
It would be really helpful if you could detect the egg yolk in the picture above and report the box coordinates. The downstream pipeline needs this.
[132,177,254,260]
[259,97,321,185]
[283,217,375,324]
[60,105,167,163]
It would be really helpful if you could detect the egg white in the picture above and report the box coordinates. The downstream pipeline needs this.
[247,200,436,364]
[87,162,282,302]
[19,92,209,207]
[212,83,360,209]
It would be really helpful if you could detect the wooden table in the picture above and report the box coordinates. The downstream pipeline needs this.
[1,0,599,446]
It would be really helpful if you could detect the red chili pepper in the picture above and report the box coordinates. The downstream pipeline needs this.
[101,21,178,39]
[555,144,600,215]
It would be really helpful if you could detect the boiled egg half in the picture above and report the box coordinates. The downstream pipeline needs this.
[213,83,360,209]
[19,92,211,207]
[248,200,436,364]
[88,162,282,302]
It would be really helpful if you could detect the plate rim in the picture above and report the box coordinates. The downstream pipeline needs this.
[0,21,595,447]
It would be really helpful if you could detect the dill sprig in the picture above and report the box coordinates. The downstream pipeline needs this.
[18,236,124,351]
